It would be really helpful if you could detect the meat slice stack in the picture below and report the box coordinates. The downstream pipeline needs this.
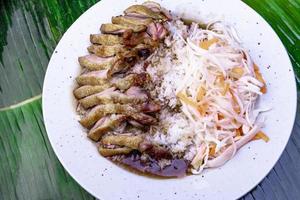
[74,2,170,157]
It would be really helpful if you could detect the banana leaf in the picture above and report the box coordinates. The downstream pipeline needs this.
[0,0,299,199]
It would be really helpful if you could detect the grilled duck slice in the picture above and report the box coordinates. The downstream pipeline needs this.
[99,135,171,159]
[107,59,132,76]
[80,104,156,128]
[124,5,167,21]
[90,34,123,45]
[79,87,116,109]
[147,22,168,41]
[107,51,137,76]
[76,74,149,98]
[97,90,148,105]
[122,31,144,47]
[80,104,121,128]
[130,112,157,125]
[142,1,172,20]
[128,119,144,128]
[88,44,125,57]
[79,89,148,109]
[142,1,161,12]
[76,69,108,86]
[139,102,161,113]
[122,31,157,48]
[112,73,150,90]
[125,86,149,99]
[99,147,132,157]
[78,54,116,71]
[101,135,144,149]
[74,84,111,99]
[112,16,153,26]
[88,114,127,141]
[100,23,146,34]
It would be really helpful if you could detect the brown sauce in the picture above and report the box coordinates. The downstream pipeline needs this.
[109,150,189,178]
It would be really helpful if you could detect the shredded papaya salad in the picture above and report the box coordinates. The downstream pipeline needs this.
[163,20,269,174]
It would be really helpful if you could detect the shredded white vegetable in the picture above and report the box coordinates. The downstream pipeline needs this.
[148,19,268,174]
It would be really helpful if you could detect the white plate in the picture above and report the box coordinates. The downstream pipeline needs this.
[42,0,297,199]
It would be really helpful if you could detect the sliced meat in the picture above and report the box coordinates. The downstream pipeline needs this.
[100,23,146,34]
[74,84,111,99]
[77,74,150,91]
[124,5,167,21]
[130,112,157,125]
[74,81,145,99]
[107,59,132,76]
[88,44,125,57]
[142,1,172,20]
[97,91,148,104]
[76,69,108,86]
[79,87,116,109]
[78,54,116,71]
[122,30,144,47]
[147,22,168,41]
[99,147,132,157]
[142,1,161,12]
[107,51,137,76]
[121,31,157,48]
[80,89,148,109]
[80,104,124,128]
[128,120,144,128]
[101,135,144,149]
[126,86,149,99]
[88,114,127,141]
[114,122,127,133]
[90,34,123,45]
[80,104,156,128]
[112,15,153,26]
[112,73,150,90]
[139,102,161,113]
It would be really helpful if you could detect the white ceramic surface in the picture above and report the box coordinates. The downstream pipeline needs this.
[42,0,297,199]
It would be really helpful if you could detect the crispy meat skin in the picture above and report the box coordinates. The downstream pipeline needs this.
[107,51,137,76]
[76,70,108,86]
[80,104,157,128]
[79,87,116,109]
[142,1,161,12]
[74,84,111,99]
[78,54,116,71]
[101,135,144,149]
[99,147,132,156]
[99,135,145,157]
[90,34,123,45]
[100,23,146,34]
[88,114,127,141]
[88,44,125,57]
[124,5,167,21]
[79,89,148,109]
[112,73,150,90]
[112,16,153,26]
[74,73,148,99]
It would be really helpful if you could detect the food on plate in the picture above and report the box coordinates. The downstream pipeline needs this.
[73,1,268,177]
